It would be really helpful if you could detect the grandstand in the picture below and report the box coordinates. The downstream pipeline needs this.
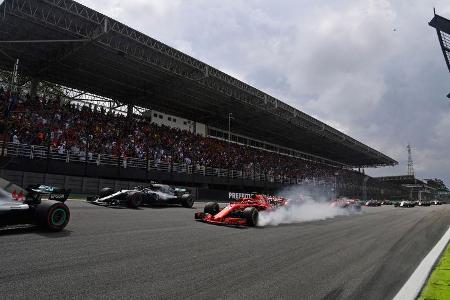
[376,175,445,201]
[0,0,396,167]
[0,0,400,198]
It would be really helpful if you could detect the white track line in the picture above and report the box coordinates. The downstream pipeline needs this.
[393,226,450,300]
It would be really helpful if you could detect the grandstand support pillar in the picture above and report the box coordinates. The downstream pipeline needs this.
[334,172,339,198]
[127,104,134,118]
[1,59,21,158]
[362,176,370,201]
[10,59,19,93]
[227,113,233,189]
[30,77,39,99]
[45,142,51,175]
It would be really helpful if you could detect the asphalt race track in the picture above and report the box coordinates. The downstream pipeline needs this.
[1,201,449,300]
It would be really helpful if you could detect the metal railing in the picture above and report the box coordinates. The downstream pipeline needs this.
[1,141,318,184]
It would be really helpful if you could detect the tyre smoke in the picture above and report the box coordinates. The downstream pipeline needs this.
[258,185,359,226]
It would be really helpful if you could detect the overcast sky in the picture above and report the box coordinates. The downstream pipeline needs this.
[78,0,450,185]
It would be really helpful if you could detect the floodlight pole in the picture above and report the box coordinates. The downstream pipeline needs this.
[11,58,19,92]
[362,176,370,201]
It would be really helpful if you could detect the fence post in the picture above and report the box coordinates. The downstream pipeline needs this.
[84,142,89,176]
[145,147,149,180]
[45,142,51,173]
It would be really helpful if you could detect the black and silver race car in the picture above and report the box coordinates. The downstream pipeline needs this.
[0,188,70,231]
[396,200,415,207]
[416,200,431,206]
[87,184,194,208]
[365,200,381,207]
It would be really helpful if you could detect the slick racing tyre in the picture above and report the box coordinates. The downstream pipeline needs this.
[99,187,115,198]
[204,202,219,215]
[181,197,194,208]
[243,207,258,227]
[35,201,70,232]
[126,192,143,208]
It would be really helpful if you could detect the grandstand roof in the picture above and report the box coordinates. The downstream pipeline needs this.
[0,0,397,167]
[376,175,425,185]
[429,13,450,74]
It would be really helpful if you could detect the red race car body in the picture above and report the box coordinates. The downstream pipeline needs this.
[195,194,286,226]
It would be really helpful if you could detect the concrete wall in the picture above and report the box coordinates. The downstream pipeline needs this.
[0,169,198,198]
[2,157,283,192]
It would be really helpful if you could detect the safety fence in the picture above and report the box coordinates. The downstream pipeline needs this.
[0,141,317,185]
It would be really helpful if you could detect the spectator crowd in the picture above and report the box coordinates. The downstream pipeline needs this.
[1,86,358,183]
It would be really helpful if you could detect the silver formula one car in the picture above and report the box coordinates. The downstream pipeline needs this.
[87,184,194,208]
[0,188,70,231]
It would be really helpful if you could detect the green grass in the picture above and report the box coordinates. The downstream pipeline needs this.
[419,242,450,300]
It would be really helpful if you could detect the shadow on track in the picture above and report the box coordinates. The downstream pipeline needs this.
[0,225,72,238]
[85,201,196,210]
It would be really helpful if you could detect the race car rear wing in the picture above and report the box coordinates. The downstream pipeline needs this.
[26,185,71,203]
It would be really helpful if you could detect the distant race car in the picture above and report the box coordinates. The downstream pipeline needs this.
[365,200,381,207]
[330,198,361,212]
[194,194,286,226]
[416,200,431,206]
[431,200,442,205]
[87,184,194,208]
[381,200,392,205]
[0,187,70,231]
[398,200,415,208]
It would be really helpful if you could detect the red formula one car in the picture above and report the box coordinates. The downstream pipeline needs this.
[195,194,286,226]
